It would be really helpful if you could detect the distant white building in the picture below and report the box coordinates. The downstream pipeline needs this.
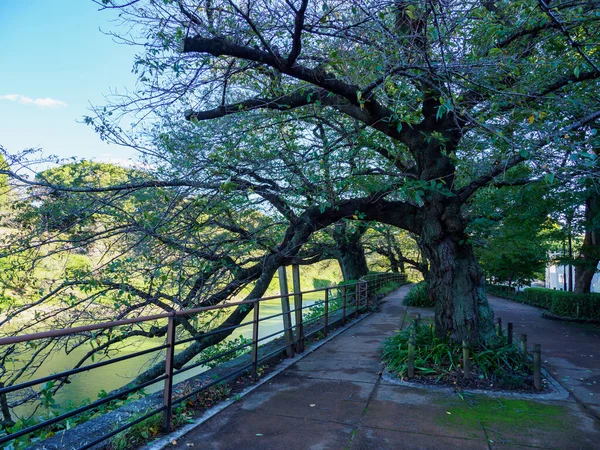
[545,261,600,292]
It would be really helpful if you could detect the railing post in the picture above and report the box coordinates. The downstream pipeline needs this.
[324,288,329,336]
[364,281,369,310]
[355,283,360,318]
[162,312,176,432]
[507,322,513,345]
[496,317,502,336]
[252,300,260,381]
[278,267,295,358]
[291,264,304,353]
[341,285,347,325]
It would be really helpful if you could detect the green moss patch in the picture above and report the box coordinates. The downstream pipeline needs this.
[436,396,568,432]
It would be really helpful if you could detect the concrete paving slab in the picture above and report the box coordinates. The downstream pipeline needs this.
[285,365,381,384]
[347,427,490,450]
[361,384,486,440]
[170,410,355,450]
[237,374,373,425]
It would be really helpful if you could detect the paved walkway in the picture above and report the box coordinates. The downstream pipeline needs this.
[167,287,600,450]
[490,295,600,419]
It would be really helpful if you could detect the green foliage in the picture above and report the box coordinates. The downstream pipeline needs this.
[108,411,162,450]
[196,335,251,369]
[469,177,554,286]
[1,388,148,449]
[403,282,433,307]
[550,291,600,319]
[381,324,530,382]
[485,284,518,300]
[312,278,332,289]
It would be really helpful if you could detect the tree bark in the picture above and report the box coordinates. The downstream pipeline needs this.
[331,223,369,281]
[337,244,369,281]
[418,198,495,345]
[575,192,600,293]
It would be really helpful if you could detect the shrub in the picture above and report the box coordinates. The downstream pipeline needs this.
[549,291,600,318]
[486,285,517,300]
[403,281,433,307]
[520,288,553,309]
[381,323,529,381]
[487,285,600,320]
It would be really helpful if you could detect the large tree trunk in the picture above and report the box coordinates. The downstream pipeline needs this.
[419,199,495,345]
[575,193,600,293]
[332,223,369,281]
[338,243,369,281]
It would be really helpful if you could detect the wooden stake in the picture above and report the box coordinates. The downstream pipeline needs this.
[407,327,416,378]
[534,344,542,391]
[462,340,470,379]
[521,334,528,361]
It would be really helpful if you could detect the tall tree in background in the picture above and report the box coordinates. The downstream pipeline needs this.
[575,189,600,293]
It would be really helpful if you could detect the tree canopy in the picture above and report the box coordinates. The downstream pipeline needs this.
[1,0,600,413]
[84,0,600,344]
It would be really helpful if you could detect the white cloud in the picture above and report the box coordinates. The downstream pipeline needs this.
[0,94,67,108]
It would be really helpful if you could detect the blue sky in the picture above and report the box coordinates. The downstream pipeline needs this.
[0,1,140,165]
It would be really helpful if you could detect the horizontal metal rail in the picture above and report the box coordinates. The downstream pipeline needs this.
[0,343,168,396]
[0,272,406,449]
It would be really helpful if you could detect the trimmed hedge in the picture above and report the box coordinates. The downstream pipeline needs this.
[486,285,600,320]
[403,281,434,307]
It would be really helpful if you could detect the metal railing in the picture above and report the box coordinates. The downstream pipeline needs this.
[0,270,406,449]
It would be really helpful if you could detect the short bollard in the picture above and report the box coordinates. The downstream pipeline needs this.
[521,334,528,361]
[507,322,513,345]
[462,340,470,379]
[496,317,502,336]
[415,314,421,329]
[534,344,542,391]
[407,327,416,378]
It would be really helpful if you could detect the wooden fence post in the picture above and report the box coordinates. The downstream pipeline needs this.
[533,344,542,390]
[521,334,528,361]
[507,322,513,345]
[278,267,295,358]
[407,326,416,378]
[291,264,304,353]
[462,340,470,379]
[496,317,502,336]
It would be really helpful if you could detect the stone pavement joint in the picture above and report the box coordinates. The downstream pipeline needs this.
[153,285,600,450]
